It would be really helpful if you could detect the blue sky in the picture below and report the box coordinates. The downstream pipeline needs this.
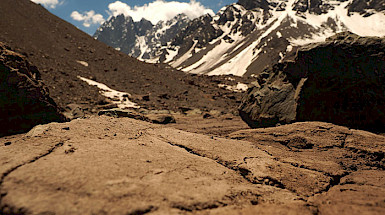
[32,0,236,35]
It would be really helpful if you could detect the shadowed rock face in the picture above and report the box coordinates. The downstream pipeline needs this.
[172,14,224,51]
[239,32,385,132]
[0,42,65,137]
[349,0,385,15]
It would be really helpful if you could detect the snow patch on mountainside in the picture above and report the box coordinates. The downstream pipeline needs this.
[172,40,198,68]
[218,82,249,92]
[208,0,293,76]
[166,0,385,76]
[78,76,140,109]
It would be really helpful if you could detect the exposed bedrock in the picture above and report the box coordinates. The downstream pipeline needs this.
[1,117,384,214]
[239,32,385,132]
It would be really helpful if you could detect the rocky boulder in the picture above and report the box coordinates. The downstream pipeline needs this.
[0,42,66,137]
[239,32,385,132]
[98,108,176,125]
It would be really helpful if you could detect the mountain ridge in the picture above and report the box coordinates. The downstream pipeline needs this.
[95,0,385,76]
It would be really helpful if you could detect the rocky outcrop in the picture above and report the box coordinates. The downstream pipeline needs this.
[239,32,385,132]
[237,0,270,10]
[172,14,223,51]
[348,0,385,16]
[98,108,176,124]
[1,117,384,214]
[0,42,65,137]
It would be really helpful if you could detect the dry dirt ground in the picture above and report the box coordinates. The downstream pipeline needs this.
[1,116,384,214]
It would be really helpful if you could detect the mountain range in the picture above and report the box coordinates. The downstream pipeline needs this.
[95,0,385,76]
[1,0,385,214]
[0,0,251,117]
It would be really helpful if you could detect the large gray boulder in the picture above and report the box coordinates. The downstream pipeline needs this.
[239,32,385,132]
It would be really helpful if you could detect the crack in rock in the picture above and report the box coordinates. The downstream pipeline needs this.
[171,190,261,212]
[0,141,65,214]
[312,172,351,197]
[249,144,330,179]
[126,205,157,215]
[172,202,224,212]
[158,135,287,191]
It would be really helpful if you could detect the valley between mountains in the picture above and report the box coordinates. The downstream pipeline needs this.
[0,0,385,214]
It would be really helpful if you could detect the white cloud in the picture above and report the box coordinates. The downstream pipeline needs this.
[31,0,62,9]
[71,10,105,28]
[108,0,215,24]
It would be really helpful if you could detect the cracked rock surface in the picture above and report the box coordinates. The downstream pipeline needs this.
[1,117,384,214]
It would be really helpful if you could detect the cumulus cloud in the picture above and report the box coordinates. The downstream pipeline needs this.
[31,0,62,9]
[108,0,215,24]
[71,10,105,27]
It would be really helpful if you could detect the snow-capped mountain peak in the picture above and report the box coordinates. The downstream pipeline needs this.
[166,0,385,76]
[94,13,190,61]
[95,0,385,77]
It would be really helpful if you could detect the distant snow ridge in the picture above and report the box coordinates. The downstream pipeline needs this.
[95,0,385,77]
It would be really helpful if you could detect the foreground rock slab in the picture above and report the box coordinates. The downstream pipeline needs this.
[0,117,384,214]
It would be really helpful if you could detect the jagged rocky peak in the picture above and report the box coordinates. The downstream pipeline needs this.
[289,0,383,15]
[94,13,191,60]
[132,13,191,60]
[172,14,223,49]
[94,14,154,54]
[236,0,385,15]
[292,0,331,15]
[349,0,385,16]
[217,5,239,25]
[135,18,153,35]
[237,0,270,10]
[214,4,261,36]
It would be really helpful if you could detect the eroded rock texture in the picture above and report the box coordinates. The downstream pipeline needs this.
[0,42,65,137]
[239,32,385,132]
[0,117,384,214]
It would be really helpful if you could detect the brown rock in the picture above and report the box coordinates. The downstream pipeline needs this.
[0,42,65,137]
[146,114,176,124]
[239,32,385,133]
[0,118,384,214]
